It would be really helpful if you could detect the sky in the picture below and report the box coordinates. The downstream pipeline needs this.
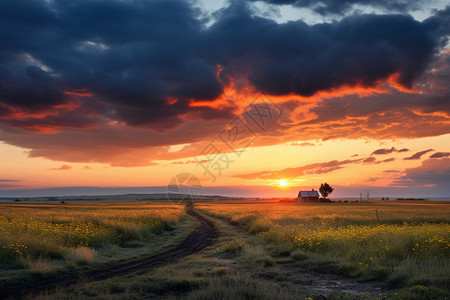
[0,0,449,198]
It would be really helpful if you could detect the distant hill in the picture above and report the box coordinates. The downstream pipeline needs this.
[0,193,234,202]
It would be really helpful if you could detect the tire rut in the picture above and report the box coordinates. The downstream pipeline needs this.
[1,209,217,299]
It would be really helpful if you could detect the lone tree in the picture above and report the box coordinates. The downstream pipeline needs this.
[319,183,334,199]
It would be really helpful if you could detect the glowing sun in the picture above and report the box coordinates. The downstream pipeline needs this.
[278,179,288,187]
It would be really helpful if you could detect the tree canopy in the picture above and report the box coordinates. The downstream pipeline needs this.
[319,183,334,198]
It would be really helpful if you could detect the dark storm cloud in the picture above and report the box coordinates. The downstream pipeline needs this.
[251,0,423,15]
[0,1,449,166]
[207,3,441,96]
[404,149,434,160]
[0,0,224,128]
[371,147,409,155]
[0,1,447,124]
[423,5,450,43]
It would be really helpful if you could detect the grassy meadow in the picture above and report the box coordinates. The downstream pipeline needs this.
[0,201,188,278]
[0,199,448,299]
[198,200,450,298]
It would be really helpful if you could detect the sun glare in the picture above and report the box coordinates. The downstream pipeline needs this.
[278,179,288,187]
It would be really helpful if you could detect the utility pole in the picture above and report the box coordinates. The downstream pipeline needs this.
[360,192,362,201]
[366,191,370,202]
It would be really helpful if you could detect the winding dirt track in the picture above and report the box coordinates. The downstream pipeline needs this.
[1,209,217,299]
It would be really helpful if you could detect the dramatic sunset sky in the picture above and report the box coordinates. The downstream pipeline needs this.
[0,0,449,198]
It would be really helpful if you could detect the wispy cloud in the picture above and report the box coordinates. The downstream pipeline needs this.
[234,159,361,180]
[364,157,396,164]
[0,179,22,189]
[236,153,398,180]
[392,158,450,187]
[51,165,72,171]
[371,147,408,155]
[404,149,434,160]
[430,152,450,158]
[290,142,316,146]
[170,159,209,165]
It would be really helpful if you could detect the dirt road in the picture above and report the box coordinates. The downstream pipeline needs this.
[1,209,217,299]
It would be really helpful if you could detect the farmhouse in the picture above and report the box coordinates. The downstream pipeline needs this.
[297,189,320,202]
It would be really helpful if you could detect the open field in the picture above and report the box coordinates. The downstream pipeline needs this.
[197,200,450,298]
[0,201,185,261]
[0,201,192,290]
[0,200,449,299]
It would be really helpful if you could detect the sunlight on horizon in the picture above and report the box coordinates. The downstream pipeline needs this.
[278,179,289,187]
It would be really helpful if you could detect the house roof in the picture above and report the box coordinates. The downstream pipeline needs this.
[299,191,320,197]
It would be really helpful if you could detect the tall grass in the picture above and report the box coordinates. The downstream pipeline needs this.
[286,223,449,260]
[187,275,298,300]
[64,247,96,264]
[199,201,450,293]
[0,202,185,266]
[19,256,52,274]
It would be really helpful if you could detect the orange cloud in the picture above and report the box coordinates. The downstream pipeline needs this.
[63,89,93,97]
[51,165,72,170]
[234,158,363,180]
